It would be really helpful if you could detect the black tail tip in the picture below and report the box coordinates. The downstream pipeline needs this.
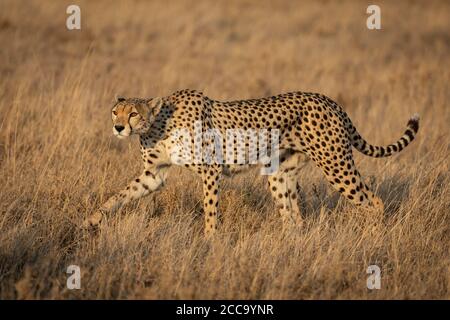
[407,113,420,132]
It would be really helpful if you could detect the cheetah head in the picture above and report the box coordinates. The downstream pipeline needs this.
[111,96,163,138]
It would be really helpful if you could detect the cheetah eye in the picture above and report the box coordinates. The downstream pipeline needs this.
[130,112,138,117]
[112,110,118,116]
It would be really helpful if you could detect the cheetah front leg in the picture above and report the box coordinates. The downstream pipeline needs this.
[201,165,222,237]
[83,166,169,228]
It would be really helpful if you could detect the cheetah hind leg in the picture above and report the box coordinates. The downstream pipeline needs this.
[268,171,303,231]
[319,156,385,220]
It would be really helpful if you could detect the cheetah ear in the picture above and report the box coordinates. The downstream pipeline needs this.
[147,97,163,117]
[115,95,126,103]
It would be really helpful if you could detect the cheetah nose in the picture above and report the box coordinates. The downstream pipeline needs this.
[115,125,125,132]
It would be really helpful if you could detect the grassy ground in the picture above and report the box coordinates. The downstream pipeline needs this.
[0,0,449,299]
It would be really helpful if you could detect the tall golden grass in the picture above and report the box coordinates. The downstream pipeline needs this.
[0,0,448,299]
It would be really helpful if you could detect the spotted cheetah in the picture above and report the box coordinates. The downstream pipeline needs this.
[83,90,419,236]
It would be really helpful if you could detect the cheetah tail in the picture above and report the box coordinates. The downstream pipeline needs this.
[351,113,420,157]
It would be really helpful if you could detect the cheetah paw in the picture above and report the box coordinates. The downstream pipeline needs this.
[82,210,104,230]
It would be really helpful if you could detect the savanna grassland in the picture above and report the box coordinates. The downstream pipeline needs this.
[0,0,449,299]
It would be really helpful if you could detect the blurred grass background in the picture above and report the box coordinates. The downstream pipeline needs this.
[0,0,448,299]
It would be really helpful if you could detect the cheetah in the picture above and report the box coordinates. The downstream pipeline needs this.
[83,90,419,236]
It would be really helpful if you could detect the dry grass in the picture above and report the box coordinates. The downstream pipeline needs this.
[0,0,449,299]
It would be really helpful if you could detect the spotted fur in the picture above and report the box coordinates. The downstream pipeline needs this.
[84,90,420,236]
